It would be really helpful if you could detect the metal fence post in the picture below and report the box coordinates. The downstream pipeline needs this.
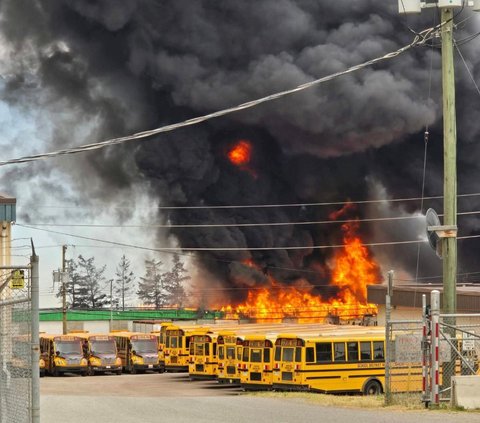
[31,252,40,423]
[430,290,440,406]
[384,270,393,405]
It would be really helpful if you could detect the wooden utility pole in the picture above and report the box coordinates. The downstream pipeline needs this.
[441,8,457,315]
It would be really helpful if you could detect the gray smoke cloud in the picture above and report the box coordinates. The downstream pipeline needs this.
[1,1,480,304]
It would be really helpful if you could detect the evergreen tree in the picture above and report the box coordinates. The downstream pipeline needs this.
[137,259,166,309]
[57,258,83,308]
[114,255,135,311]
[75,255,109,308]
[163,254,190,307]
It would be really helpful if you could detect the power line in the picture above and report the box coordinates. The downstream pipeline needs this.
[13,222,428,251]
[0,27,437,168]
[17,214,425,229]
[26,192,480,211]
[15,209,480,229]
[454,39,480,97]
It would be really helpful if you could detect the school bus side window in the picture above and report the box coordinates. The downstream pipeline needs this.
[334,342,346,362]
[373,341,384,360]
[274,347,281,361]
[360,342,372,361]
[295,347,301,363]
[315,342,332,363]
[347,342,359,362]
[306,347,315,363]
[242,347,249,362]
[219,346,225,360]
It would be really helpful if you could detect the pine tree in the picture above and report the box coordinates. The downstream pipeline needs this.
[163,254,190,308]
[75,255,109,308]
[57,258,83,308]
[114,255,135,311]
[137,259,166,309]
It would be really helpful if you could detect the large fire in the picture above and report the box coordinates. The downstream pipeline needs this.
[219,204,381,323]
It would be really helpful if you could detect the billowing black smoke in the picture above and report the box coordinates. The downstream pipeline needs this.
[1,1,480,304]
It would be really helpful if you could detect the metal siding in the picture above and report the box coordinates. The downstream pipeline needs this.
[0,203,16,222]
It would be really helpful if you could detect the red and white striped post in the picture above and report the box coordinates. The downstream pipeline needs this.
[430,290,440,405]
[421,294,429,403]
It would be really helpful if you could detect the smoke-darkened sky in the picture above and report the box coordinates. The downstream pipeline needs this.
[1,1,480,306]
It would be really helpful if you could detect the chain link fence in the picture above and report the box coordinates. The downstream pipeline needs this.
[0,268,32,423]
[385,319,424,405]
[438,313,480,403]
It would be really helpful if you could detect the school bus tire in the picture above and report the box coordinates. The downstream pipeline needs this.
[130,365,137,375]
[362,379,383,395]
[116,369,122,375]
[52,366,59,377]
[87,366,95,376]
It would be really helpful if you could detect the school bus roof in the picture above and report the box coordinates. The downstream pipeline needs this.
[291,334,385,343]
[40,334,83,341]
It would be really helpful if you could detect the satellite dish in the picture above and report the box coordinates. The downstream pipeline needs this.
[426,208,442,259]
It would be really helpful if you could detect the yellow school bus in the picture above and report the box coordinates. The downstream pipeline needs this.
[164,325,200,372]
[272,334,391,394]
[111,331,162,373]
[188,328,218,380]
[151,323,175,370]
[40,334,88,376]
[70,332,122,375]
[217,331,244,385]
[239,335,274,390]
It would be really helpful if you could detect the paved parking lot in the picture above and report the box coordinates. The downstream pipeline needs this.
[40,373,480,423]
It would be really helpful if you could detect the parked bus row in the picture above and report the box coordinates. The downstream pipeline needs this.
[37,323,431,395]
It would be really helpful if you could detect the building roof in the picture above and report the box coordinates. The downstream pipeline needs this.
[367,283,480,312]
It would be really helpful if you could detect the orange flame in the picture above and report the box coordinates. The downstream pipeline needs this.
[218,203,381,323]
[227,140,252,166]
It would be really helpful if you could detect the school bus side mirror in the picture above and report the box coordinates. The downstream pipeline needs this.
[132,350,136,356]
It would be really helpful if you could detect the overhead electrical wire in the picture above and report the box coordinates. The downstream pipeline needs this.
[26,192,480,211]
[9,222,448,252]
[0,26,438,168]
[16,209,480,229]
[454,39,480,96]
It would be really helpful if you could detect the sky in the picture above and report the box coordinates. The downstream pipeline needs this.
[1,1,480,309]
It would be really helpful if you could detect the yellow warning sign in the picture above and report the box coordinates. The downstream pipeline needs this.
[10,269,25,289]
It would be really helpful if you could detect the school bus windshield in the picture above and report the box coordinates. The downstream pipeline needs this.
[132,339,157,354]
[91,340,116,355]
[56,341,82,355]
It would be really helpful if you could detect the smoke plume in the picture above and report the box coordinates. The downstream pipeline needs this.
[1,1,480,305]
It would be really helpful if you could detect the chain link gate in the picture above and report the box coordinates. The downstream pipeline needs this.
[385,318,424,405]
[0,256,40,423]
